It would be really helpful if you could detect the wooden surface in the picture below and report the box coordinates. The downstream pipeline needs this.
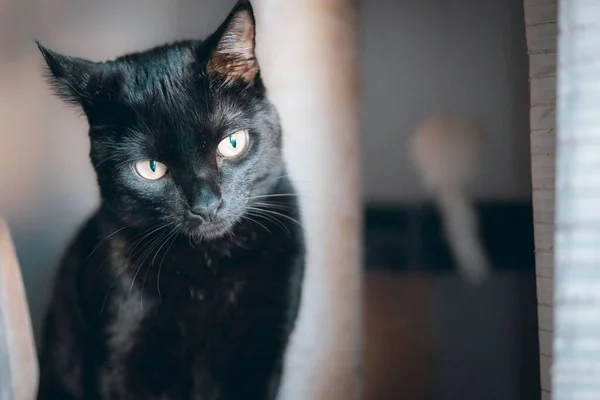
[0,218,38,400]
[363,272,433,400]
[362,271,540,399]
[524,0,557,398]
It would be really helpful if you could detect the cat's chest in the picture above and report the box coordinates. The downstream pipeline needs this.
[158,271,250,326]
[150,249,262,314]
[107,248,279,348]
[103,262,284,394]
[97,232,299,397]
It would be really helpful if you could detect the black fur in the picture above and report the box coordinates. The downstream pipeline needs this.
[36,2,304,399]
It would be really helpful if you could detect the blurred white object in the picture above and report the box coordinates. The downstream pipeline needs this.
[411,115,491,283]
[0,219,39,400]
[553,1,600,398]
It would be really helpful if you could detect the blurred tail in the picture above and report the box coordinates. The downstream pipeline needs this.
[437,187,491,283]
[411,115,491,284]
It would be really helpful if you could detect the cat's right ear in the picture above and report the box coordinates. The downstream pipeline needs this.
[206,1,259,86]
[36,42,100,107]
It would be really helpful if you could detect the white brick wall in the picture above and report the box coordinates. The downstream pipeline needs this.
[524,0,557,397]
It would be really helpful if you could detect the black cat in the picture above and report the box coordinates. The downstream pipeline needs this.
[36,2,304,399]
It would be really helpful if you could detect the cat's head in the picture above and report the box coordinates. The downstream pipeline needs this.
[38,1,286,240]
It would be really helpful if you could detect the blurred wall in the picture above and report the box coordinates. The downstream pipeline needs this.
[0,0,529,333]
[363,0,530,203]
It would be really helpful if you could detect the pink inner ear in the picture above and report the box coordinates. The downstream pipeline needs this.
[209,10,258,85]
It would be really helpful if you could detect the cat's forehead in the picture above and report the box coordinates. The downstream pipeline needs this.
[118,43,201,96]
[93,41,264,137]
[116,53,230,117]
[132,80,248,123]
[122,80,252,142]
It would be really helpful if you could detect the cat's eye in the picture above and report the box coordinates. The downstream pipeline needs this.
[217,130,249,159]
[134,160,168,180]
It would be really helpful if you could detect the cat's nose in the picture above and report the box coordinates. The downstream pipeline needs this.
[190,189,222,221]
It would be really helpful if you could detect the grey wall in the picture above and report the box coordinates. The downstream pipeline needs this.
[0,0,530,334]
[434,273,540,400]
[362,0,530,202]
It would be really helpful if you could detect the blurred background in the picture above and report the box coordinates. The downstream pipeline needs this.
[0,0,538,399]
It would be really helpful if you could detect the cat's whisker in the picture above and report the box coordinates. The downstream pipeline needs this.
[241,215,271,234]
[129,240,164,300]
[135,227,174,272]
[99,280,117,315]
[150,225,181,269]
[86,219,149,260]
[246,206,303,227]
[250,201,295,211]
[127,223,175,299]
[225,228,235,241]
[144,224,181,306]
[252,172,312,187]
[140,224,179,306]
[131,238,167,303]
[245,209,292,237]
[245,193,299,200]
[192,229,204,244]
[157,227,180,298]
[127,222,176,259]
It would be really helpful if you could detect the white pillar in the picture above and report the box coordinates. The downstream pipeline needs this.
[0,219,38,400]
[554,1,600,399]
[254,1,363,399]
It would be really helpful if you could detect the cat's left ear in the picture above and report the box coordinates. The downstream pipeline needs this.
[207,1,259,86]
[36,42,103,107]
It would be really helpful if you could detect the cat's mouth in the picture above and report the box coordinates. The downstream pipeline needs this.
[198,222,231,240]
[183,216,232,240]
